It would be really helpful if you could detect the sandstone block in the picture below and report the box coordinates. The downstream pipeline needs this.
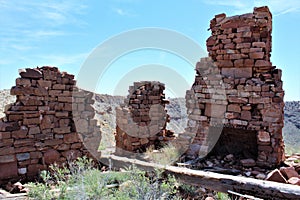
[252,42,266,48]
[16,153,30,161]
[227,104,241,113]
[37,80,52,88]
[240,158,256,167]
[257,131,270,144]
[234,68,252,78]
[249,52,264,59]
[266,169,287,183]
[64,133,80,144]
[280,167,299,179]
[44,149,60,165]
[0,162,18,179]
[255,60,271,67]
[0,147,15,156]
[19,68,42,79]
[0,155,16,163]
[288,177,300,186]
[205,104,226,118]
[241,110,251,121]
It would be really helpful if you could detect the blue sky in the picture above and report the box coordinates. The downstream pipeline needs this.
[0,0,300,100]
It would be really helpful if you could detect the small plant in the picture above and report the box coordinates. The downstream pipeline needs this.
[27,157,180,200]
[146,143,181,165]
[216,192,230,200]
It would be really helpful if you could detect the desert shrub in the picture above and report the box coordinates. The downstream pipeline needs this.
[27,157,179,200]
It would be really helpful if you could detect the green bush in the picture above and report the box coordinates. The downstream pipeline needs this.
[27,157,179,200]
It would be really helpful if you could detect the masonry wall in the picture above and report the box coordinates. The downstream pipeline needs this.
[115,81,174,154]
[0,67,101,184]
[185,6,285,167]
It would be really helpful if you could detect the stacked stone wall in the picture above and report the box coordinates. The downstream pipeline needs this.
[185,6,284,167]
[0,67,100,184]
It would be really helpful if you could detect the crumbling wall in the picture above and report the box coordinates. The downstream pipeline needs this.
[185,6,285,167]
[115,81,174,153]
[0,67,101,184]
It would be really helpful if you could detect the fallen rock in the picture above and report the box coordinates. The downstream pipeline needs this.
[256,173,266,180]
[224,154,234,162]
[240,158,256,167]
[280,166,299,179]
[19,68,42,79]
[44,149,60,165]
[205,197,215,200]
[186,144,201,159]
[266,169,287,183]
[288,177,300,186]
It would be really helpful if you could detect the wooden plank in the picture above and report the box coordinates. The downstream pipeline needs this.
[100,154,300,200]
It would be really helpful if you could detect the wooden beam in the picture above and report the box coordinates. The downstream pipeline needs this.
[100,154,300,200]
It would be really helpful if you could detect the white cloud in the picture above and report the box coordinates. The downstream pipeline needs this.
[0,0,88,57]
[203,0,247,9]
[10,44,33,51]
[37,53,89,66]
[112,7,136,17]
[202,0,300,16]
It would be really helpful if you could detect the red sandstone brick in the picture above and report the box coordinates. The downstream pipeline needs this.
[252,42,266,48]
[234,68,252,78]
[64,133,80,144]
[23,117,40,125]
[224,43,235,49]
[0,132,11,139]
[280,167,299,179]
[228,104,241,113]
[44,149,60,165]
[236,43,251,49]
[37,80,52,88]
[249,52,264,59]
[266,169,287,183]
[12,129,28,139]
[19,68,42,79]
[241,110,251,121]
[255,59,272,67]
[0,162,18,179]
[234,59,244,67]
[16,78,31,87]
[216,60,233,67]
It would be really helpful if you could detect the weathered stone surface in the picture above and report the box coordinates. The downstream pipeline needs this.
[0,147,15,156]
[240,158,256,167]
[0,162,18,179]
[11,127,28,139]
[64,133,79,144]
[280,167,299,179]
[257,131,270,144]
[227,104,241,113]
[1,66,102,183]
[0,155,16,163]
[61,150,82,160]
[266,169,287,183]
[19,68,42,79]
[205,104,226,118]
[288,177,300,186]
[44,149,60,165]
[27,164,45,176]
[16,153,30,162]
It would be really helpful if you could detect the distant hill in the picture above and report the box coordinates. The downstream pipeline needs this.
[0,89,299,154]
[283,101,300,154]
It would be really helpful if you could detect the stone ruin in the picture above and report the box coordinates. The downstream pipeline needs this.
[0,5,286,185]
[0,67,101,184]
[185,6,285,167]
[115,81,175,154]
